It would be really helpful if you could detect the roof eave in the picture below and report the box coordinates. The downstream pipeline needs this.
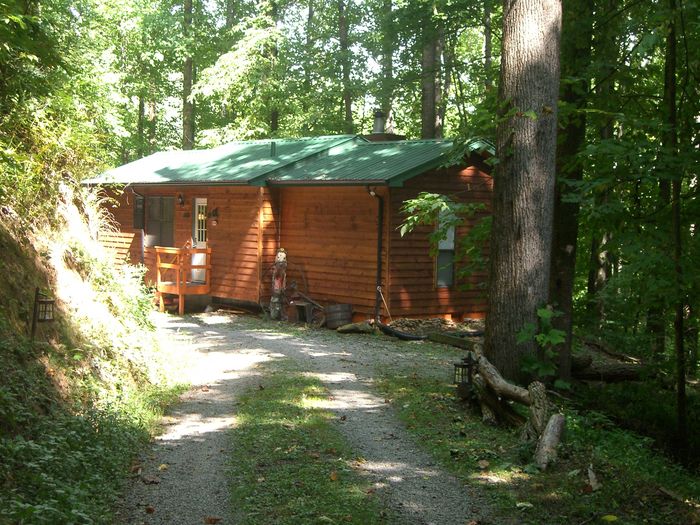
[266,179,389,187]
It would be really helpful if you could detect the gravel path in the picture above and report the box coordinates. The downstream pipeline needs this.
[116,312,493,525]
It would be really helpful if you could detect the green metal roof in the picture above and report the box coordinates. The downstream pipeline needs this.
[260,140,455,187]
[84,135,359,185]
[85,134,493,188]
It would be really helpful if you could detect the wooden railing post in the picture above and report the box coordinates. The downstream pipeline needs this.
[154,246,211,316]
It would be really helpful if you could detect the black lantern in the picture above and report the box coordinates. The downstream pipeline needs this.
[453,352,475,400]
[31,287,55,340]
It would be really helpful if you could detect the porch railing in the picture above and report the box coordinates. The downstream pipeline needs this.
[155,246,212,315]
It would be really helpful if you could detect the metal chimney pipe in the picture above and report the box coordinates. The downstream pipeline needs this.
[270,141,277,156]
[372,110,386,134]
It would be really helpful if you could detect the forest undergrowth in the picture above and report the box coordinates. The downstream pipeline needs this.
[0,183,187,523]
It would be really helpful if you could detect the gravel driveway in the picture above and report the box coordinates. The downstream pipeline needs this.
[116,312,493,525]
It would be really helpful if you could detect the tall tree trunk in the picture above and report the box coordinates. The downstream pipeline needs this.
[484,0,562,383]
[137,93,145,158]
[420,4,440,139]
[146,98,157,155]
[225,0,237,30]
[182,0,194,150]
[440,34,453,137]
[549,0,593,380]
[299,0,314,130]
[338,0,353,134]
[688,304,698,376]
[305,1,314,93]
[647,0,676,357]
[587,3,617,325]
[380,0,394,132]
[663,0,686,462]
[434,28,444,139]
[483,0,492,89]
[587,229,612,323]
[421,35,437,139]
[269,0,280,134]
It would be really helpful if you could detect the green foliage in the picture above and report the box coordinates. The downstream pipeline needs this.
[517,307,567,383]
[230,359,388,525]
[576,381,700,468]
[0,313,184,523]
[400,192,490,287]
[375,357,700,524]
[0,183,184,521]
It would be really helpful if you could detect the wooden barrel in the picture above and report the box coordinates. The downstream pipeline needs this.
[325,303,353,329]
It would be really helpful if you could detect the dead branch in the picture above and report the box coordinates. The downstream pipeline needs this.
[476,354,531,405]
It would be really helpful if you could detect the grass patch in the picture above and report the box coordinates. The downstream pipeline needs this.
[376,371,700,525]
[230,359,389,525]
[576,380,700,467]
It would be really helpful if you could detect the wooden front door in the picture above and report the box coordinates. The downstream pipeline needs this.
[192,197,207,283]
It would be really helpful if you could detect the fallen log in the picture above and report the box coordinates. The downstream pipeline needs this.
[571,353,593,372]
[336,321,376,334]
[534,413,566,470]
[456,352,565,469]
[476,354,531,406]
[428,331,479,350]
[573,362,641,382]
[472,374,526,427]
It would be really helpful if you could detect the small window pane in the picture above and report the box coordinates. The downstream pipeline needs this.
[145,196,174,247]
[437,250,454,287]
[133,195,145,229]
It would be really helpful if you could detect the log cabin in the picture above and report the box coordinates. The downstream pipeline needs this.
[86,128,493,321]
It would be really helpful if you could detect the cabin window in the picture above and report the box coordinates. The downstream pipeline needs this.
[145,196,174,247]
[133,195,145,229]
[436,218,455,288]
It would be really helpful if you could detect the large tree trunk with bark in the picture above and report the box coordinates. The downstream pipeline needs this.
[420,33,438,139]
[484,0,562,383]
[182,0,194,150]
[663,0,687,463]
[549,0,593,380]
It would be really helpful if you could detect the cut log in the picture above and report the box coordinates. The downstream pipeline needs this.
[534,413,566,470]
[472,374,526,427]
[573,362,641,382]
[476,355,531,405]
[521,381,550,442]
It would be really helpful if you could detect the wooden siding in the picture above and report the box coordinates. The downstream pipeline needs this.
[100,160,491,320]
[274,186,389,318]
[98,231,137,265]
[387,163,492,320]
[105,185,261,303]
